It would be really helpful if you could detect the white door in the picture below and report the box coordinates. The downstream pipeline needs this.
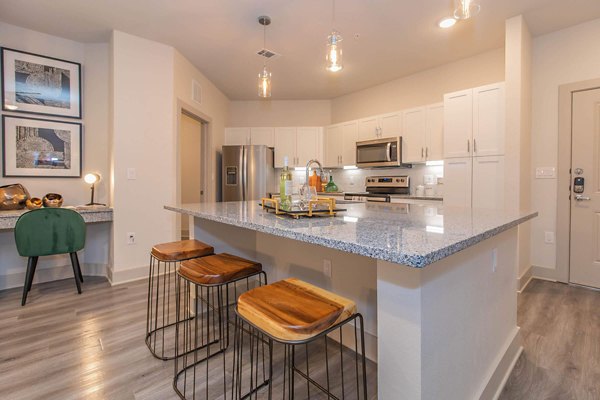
[224,127,250,145]
[472,156,505,210]
[296,127,320,167]
[324,125,343,167]
[443,89,472,158]
[274,127,297,168]
[570,88,600,289]
[358,117,380,141]
[426,103,444,161]
[380,112,402,137]
[250,127,275,147]
[341,121,358,166]
[472,83,505,156]
[402,107,426,163]
[443,157,472,208]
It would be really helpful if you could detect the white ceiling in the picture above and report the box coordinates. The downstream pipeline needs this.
[1,0,600,100]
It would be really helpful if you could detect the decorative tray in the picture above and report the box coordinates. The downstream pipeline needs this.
[260,197,346,219]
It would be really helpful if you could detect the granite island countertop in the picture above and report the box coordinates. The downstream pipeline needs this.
[165,201,536,268]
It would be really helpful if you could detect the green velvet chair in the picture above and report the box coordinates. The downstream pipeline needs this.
[14,208,86,306]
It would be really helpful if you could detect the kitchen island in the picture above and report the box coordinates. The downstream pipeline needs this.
[166,201,536,400]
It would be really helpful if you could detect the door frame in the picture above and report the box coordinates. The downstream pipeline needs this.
[556,78,600,283]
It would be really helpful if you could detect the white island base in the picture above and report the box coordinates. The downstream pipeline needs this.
[186,217,521,400]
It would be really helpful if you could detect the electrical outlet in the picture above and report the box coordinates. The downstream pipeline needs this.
[127,168,137,180]
[127,232,136,245]
[492,248,498,273]
[544,231,555,244]
[323,259,332,278]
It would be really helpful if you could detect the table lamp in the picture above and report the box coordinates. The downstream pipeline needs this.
[84,173,106,206]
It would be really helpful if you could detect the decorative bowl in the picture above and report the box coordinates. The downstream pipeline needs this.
[0,183,30,210]
[26,197,43,210]
[43,193,64,208]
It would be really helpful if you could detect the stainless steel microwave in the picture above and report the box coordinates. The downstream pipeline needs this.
[356,136,404,168]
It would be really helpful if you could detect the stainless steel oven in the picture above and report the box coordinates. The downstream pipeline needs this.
[355,136,403,168]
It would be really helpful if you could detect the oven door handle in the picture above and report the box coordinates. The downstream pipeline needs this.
[386,143,392,162]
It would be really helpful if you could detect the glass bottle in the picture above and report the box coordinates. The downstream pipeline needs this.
[279,156,293,208]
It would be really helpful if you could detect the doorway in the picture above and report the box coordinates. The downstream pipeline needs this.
[569,87,600,289]
[178,110,208,240]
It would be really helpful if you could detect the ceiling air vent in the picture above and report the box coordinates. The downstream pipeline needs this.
[256,49,281,60]
[192,80,202,105]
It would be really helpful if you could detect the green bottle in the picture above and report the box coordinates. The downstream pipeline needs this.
[325,174,339,193]
[279,156,293,207]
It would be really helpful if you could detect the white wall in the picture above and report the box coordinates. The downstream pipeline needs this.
[0,22,111,290]
[228,100,331,127]
[530,18,600,272]
[180,113,202,234]
[331,48,505,123]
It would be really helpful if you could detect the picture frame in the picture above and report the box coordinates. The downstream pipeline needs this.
[2,115,82,178]
[1,47,82,119]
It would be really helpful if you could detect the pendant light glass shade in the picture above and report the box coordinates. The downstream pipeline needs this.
[454,0,480,20]
[326,31,343,72]
[257,65,272,98]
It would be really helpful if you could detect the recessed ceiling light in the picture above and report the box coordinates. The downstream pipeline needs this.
[438,17,457,29]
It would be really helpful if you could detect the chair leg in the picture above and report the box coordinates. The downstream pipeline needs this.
[21,257,35,306]
[73,252,84,282]
[27,256,39,292]
[70,253,82,294]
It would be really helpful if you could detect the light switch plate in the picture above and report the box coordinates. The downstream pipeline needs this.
[535,167,556,179]
[127,168,137,180]
[423,174,436,185]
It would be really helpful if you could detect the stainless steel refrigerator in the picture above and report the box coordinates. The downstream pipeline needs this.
[222,145,277,202]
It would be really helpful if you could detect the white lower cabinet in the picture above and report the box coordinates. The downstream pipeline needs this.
[444,155,505,209]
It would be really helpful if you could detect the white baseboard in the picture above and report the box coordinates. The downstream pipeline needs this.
[517,266,533,293]
[478,327,523,400]
[0,263,107,291]
[531,265,558,282]
[108,264,149,286]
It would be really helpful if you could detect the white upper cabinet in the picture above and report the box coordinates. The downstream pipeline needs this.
[402,107,427,163]
[358,112,402,142]
[443,89,473,158]
[444,82,505,159]
[425,103,444,161]
[472,83,505,157]
[296,127,322,167]
[274,127,297,168]
[324,125,343,168]
[341,121,358,166]
[225,127,250,145]
[250,127,275,147]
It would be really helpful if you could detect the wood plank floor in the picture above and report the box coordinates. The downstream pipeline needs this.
[500,279,600,400]
[0,276,376,400]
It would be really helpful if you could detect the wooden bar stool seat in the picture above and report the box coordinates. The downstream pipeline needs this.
[151,239,214,262]
[232,278,368,399]
[237,278,356,342]
[146,239,214,361]
[179,253,262,285]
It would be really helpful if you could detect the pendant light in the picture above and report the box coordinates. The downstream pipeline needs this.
[454,0,480,20]
[257,16,272,98]
[326,0,343,72]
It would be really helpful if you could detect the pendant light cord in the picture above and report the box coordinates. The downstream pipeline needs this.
[332,0,336,30]
[263,21,266,67]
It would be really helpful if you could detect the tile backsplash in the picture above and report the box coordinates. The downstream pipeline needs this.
[285,164,444,196]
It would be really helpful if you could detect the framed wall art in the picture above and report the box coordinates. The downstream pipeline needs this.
[1,47,82,118]
[2,115,82,177]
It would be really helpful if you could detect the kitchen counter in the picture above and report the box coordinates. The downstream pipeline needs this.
[390,194,443,201]
[165,201,535,268]
[0,205,113,230]
[167,201,536,399]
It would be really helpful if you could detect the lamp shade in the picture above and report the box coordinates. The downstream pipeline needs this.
[84,173,100,185]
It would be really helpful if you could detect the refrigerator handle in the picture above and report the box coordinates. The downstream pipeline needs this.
[242,146,247,201]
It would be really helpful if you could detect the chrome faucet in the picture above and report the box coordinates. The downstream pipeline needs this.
[305,159,324,188]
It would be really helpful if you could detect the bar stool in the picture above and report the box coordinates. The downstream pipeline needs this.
[174,253,267,400]
[232,278,368,400]
[146,239,214,360]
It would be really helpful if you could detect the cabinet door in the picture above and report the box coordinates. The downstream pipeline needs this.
[402,107,426,163]
[341,121,358,166]
[443,89,472,158]
[443,157,472,208]
[426,103,444,161]
[324,125,343,168]
[472,156,505,210]
[224,127,250,145]
[380,112,402,137]
[296,127,320,167]
[473,83,505,156]
[274,127,297,168]
[358,117,379,142]
[250,127,275,147]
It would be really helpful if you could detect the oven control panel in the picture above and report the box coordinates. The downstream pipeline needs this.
[365,176,409,188]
